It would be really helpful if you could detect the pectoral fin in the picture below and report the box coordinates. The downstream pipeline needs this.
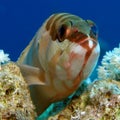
[17,64,52,114]
[17,64,45,86]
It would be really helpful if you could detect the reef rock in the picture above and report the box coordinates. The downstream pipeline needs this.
[48,79,120,120]
[0,62,36,120]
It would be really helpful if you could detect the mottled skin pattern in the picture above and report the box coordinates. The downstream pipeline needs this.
[17,13,100,115]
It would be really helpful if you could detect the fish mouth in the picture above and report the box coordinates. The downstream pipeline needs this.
[79,37,97,49]
[68,31,97,48]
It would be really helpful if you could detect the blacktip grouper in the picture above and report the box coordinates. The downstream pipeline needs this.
[17,13,100,115]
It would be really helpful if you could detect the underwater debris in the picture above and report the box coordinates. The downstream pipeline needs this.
[0,50,10,70]
[48,79,120,120]
[0,62,36,119]
[97,44,120,81]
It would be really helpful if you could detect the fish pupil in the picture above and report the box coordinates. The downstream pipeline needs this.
[58,24,67,42]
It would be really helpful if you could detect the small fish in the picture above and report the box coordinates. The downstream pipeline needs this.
[17,13,100,115]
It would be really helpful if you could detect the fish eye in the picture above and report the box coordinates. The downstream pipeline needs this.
[57,24,67,42]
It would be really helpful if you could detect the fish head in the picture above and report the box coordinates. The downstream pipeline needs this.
[38,13,100,87]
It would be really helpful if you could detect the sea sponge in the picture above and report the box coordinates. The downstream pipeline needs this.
[0,62,36,119]
[97,44,120,81]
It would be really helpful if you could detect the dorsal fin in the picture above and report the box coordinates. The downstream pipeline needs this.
[17,34,37,64]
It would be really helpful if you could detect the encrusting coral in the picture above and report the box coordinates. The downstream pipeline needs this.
[0,62,36,119]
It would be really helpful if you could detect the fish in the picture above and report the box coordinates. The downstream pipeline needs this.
[17,13,100,115]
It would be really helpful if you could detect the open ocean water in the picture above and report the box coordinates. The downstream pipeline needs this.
[0,0,120,62]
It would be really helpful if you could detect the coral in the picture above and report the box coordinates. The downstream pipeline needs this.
[0,62,36,119]
[0,50,10,69]
[97,44,120,81]
[48,79,120,120]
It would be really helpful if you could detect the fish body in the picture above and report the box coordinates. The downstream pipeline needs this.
[17,13,100,114]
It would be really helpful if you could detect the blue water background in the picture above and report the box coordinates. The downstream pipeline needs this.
[0,0,120,62]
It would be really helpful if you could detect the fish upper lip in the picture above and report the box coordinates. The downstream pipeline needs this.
[79,37,97,45]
